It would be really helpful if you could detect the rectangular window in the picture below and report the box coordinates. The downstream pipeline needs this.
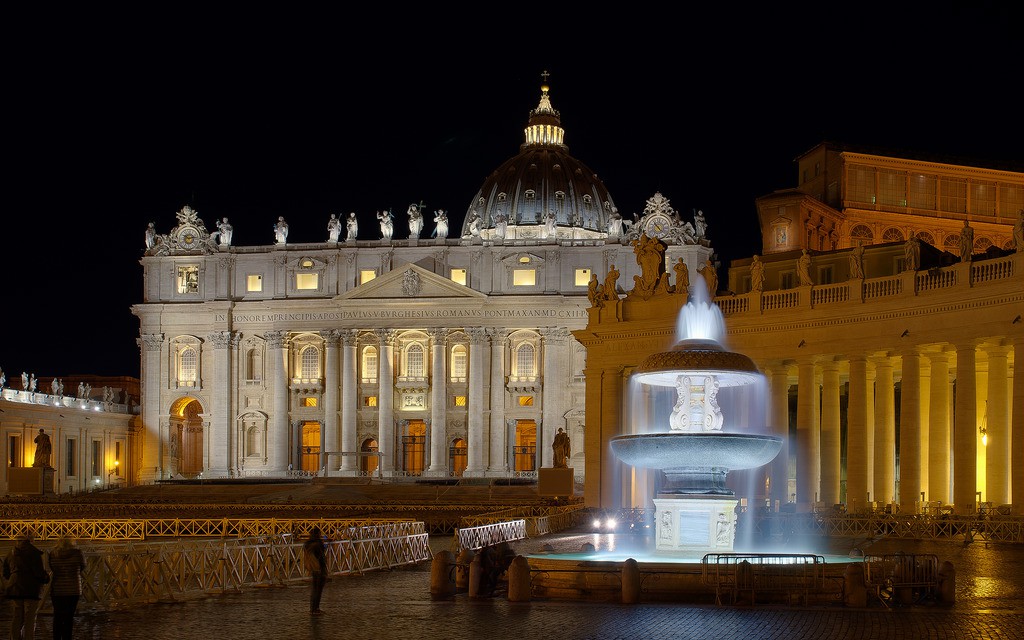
[8,435,22,467]
[908,173,936,210]
[450,268,467,286]
[360,270,376,284]
[454,395,467,407]
[363,396,377,407]
[970,181,997,216]
[780,272,794,290]
[296,273,318,290]
[246,274,263,292]
[518,395,534,406]
[91,441,101,477]
[818,266,834,285]
[302,397,318,407]
[877,169,907,207]
[847,165,875,205]
[65,438,77,476]
[999,184,1024,217]
[177,265,200,294]
[574,268,591,286]
[939,178,967,213]
[513,269,536,286]
[114,441,122,476]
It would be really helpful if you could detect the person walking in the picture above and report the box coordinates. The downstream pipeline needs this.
[3,533,49,640]
[47,538,85,640]
[302,527,328,615]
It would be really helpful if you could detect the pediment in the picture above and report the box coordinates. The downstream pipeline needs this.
[336,263,486,300]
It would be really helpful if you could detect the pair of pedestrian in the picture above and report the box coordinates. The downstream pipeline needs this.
[302,527,329,615]
[3,534,85,640]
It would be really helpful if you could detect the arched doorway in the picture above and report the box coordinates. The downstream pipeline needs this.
[170,397,204,477]
[300,421,321,472]
[402,420,426,475]
[360,438,379,476]
[513,420,537,472]
[449,438,467,477]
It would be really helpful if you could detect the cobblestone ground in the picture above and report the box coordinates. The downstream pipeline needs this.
[3,531,1023,640]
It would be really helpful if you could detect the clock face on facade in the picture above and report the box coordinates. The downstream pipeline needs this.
[176,225,201,250]
[644,213,672,238]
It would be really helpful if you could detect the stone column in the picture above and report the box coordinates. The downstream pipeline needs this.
[1012,339,1024,514]
[340,330,358,472]
[872,355,895,504]
[487,328,508,474]
[865,362,876,499]
[541,328,571,469]
[795,359,819,511]
[767,364,792,508]
[266,331,290,473]
[847,356,869,511]
[984,345,1009,505]
[427,329,448,474]
[820,361,841,506]
[465,328,487,474]
[898,349,922,508]
[207,330,236,477]
[321,330,341,471]
[375,329,397,474]
[138,333,164,482]
[953,342,978,513]
[927,351,951,504]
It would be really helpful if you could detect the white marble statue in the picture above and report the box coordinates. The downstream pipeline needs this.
[51,377,59,395]
[0,368,5,389]
[494,212,508,240]
[693,209,707,240]
[377,210,394,240]
[607,209,623,239]
[467,210,481,238]
[407,204,424,239]
[327,214,341,242]
[274,216,289,244]
[433,210,448,239]
[346,212,358,241]
[21,372,28,390]
[543,211,557,238]
[216,217,233,246]
[145,222,157,250]
[28,373,36,392]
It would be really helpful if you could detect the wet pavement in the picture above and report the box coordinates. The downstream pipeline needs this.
[4,529,1024,640]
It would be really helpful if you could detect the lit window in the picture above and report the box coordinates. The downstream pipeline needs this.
[454,396,467,407]
[247,274,263,292]
[574,268,591,286]
[301,258,314,268]
[364,396,377,407]
[177,265,200,294]
[296,273,318,290]
[513,269,536,286]
[406,343,424,378]
[360,270,376,284]
[451,268,467,285]
[518,396,534,406]
[362,347,378,383]
[179,347,198,383]
[300,345,321,378]
[519,256,531,263]
[302,397,318,408]
[515,343,535,377]
[451,345,467,379]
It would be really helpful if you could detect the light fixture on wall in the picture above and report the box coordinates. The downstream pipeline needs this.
[797,340,806,348]
[900,329,910,338]
[979,401,988,447]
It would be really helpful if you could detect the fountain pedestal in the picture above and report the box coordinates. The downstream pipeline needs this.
[654,496,738,554]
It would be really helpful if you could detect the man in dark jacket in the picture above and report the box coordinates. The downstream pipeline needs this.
[302,527,328,615]
[3,533,49,640]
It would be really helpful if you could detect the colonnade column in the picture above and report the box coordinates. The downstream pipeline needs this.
[208,330,236,477]
[898,349,922,508]
[541,328,571,469]
[465,328,487,474]
[340,330,358,472]
[985,345,1009,505]
[847,356,869,511]
[139,334,165,481]
[321,330,340,471]
[953,342,978,513]
[872,354,895,504]
[865,362,877,499]
[927,351,951,504]
[820,361,841,506]
[1012,338,1024,514]
[375,330,396,474]
[427,329,448,474]
[795,359,819,511]
[266,330,290,473]
[487,328,507,474]
[767,365,792,508]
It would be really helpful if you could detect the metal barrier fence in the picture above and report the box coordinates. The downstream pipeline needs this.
[19,526,431,613]
[863,553,940,608]
[458,502,585,538]
[452,520,527,553]
[701,553,827,606]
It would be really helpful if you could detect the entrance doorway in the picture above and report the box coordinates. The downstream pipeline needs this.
[513,420,536,472]
[171,397,204,477]
[402,420,426,475]
[360,439,378,476]
[449,438,467,477]
[300,421,321,472]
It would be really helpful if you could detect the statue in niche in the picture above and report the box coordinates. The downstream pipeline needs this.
[432,210,448,239]
[346,212,359,241]
[327,214,341,242]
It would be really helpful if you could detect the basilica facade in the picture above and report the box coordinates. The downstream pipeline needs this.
[132,84,708,484]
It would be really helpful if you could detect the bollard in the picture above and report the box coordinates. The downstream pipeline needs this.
[468,553,483,598]
[507,555,532,602]
[843,563,867,608]
[455,549,474,590]
[621,558,640,604]
[937,560,955,606]
[430,550,456,600]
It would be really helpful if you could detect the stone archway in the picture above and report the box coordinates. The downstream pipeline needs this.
[170,396,204,477]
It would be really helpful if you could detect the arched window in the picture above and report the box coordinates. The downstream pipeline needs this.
[405,343,424,378]
[362,346,378,383]
[515,343,536,378]
[179,347,198,383]
[300,345,320,379]
[850,224,873,244]
[943,234,960,251]
[915,231,935,245]
[450,344,467,380]
[882,227,905,243]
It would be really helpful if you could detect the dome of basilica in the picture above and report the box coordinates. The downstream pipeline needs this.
[460,82,621,242]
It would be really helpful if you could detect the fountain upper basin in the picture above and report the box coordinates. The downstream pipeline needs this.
[610,432,783,471]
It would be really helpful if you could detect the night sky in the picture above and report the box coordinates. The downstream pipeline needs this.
[4,5,1020,380]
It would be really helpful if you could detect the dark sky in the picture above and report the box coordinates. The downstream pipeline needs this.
[4,5,1020,380]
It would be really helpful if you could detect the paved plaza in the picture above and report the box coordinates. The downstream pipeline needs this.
[3,529,1023,639]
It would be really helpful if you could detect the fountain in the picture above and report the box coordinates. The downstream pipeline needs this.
[609,287,782,555]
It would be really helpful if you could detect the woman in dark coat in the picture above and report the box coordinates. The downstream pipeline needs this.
[48,537,86,640]
[3,533,49,639]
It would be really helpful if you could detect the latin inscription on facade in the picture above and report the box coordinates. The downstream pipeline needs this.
[217,308,589,323]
